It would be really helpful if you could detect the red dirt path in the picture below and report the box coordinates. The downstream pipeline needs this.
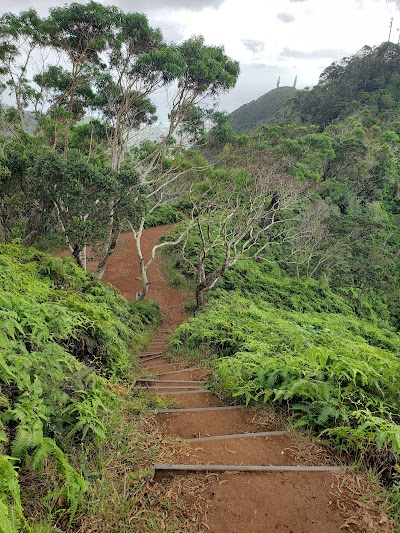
[103,225,186,328]
[98,226,380,533]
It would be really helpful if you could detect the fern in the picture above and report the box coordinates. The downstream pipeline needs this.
[7,387,48,460]
[172,289,400,470]
[32,438,87,525]
[0,244,161,528]
[0,501,19,533]
[0,456,26,533]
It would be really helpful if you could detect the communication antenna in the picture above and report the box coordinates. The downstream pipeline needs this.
[389,17,393,41]
[397,27,400,43]
[293,75,297,88]
[277,76,280,88]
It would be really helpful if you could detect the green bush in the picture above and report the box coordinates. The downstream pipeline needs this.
[0,244,160,528]
[144,205,184,228]
[172,290,400,469]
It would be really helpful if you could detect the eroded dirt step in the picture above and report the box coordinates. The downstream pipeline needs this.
[155,368,203,378]
[142,343,169,350]
[153,406,243,413]
[162,392,221,408]
[145,362,180,372]
[146,344,169,349]
[152,389,210,395]
[133,386,206,392]
[140,353,165,362]
[187,434,327,467]
[157,409,271,438]
[197,471,345,533]
[145,363,198,374]
[147,385,205,391]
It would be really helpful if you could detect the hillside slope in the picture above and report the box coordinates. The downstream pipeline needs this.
[230,86,297,133]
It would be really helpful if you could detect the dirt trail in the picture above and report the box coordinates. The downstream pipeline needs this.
[102,226,354,533]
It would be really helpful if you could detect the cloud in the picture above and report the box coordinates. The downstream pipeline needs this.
[2,0,62,14]
[150,19,184,42]
[2,0,225,15]
[281,47,347,59]
[116,0,225,12]
[241,39,265,53]
[289,0,308,2]
[277,13,295,23]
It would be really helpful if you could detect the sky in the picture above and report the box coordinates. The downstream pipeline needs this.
[1,0,400,116]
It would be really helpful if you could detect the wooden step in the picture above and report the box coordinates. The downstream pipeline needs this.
[155,389,210,396]
[154,464,342,481]
[139,351,164,357]
[133,385,204,390]
[136,379,204,385]
[140,354,165,362]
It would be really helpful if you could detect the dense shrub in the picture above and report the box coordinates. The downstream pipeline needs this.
[172,290,400,472]
[0,244,160,529]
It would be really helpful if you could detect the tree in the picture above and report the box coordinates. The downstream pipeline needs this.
[28,148,139,268]
[120,36,239,297]
[127,147,209,298]
[0,9,44,126]
[181,167,304,308]
[287,200,333,280]
[0,4,239,283]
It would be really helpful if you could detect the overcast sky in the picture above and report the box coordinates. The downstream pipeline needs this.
[1,0,399,115]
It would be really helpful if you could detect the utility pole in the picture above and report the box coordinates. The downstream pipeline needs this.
[389,17,393,41]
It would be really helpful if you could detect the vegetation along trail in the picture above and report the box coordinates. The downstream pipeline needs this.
[101,225,390,533]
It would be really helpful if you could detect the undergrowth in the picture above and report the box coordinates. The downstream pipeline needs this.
[0,244,161,531]
[144,205,184,229]
[170,282,400,515]
[75,393,203,533]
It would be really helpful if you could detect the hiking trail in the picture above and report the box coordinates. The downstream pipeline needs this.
[102,225,363,533]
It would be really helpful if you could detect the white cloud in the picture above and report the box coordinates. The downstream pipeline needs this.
[277,12,296,22]
[1,0,397,114]
[281,48,348,59]
[241,39,265,53]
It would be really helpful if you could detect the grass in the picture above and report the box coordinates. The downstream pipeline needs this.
[74,393,205,533]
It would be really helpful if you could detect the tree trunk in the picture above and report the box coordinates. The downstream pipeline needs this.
[133,220,149,300]
[72,244,85,269]
[196,286,205,308]
[94,201,120,279]
[79,246,87,271]
[0,203,12,243]
[195,260,207,307]
[136,262,149,301]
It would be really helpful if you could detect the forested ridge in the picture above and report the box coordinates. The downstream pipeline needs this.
[1,0,400,528]
[229,86,297,133]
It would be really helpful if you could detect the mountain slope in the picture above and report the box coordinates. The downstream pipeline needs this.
[230,86,297,133]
